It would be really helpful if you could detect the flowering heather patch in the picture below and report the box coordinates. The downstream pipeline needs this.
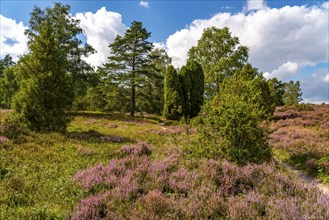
[270,105,329,181]
[71,147,329,219]
[71,192,110,220]
[120,142,152,156]
[273,109,300,120]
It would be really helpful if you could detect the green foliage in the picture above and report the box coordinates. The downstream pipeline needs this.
[179,60,204,121]
[220,64,276,120]
[283,80,303,106]
[0,55,16,109]
[188,27,248,98]
[187,64,273,164]
[163,65,183,120]
[13,72,73,131]
[0,54,15,78]
[195,94,272,165]
[2,112,29,139]
[267,77,285,106]
[12,3,94,132]
[0,66,19,109]
[138,48,171,114]
[105,21,153,117]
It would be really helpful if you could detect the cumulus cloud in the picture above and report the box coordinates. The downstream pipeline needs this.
[139,1,150,8]
[153,42,166,50]
[0,15,28,61]
[247,0,267,11]
[165,2,329,74]
[75,7,127,67]
[264,61,299,80]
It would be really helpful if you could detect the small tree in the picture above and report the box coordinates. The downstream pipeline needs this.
[163,65,183,120]
[194,94,272,165]
[179,60,204,121]
[12,3,94,132]
[283,80,303,106]
[188,64,273,164]
[220,64,275,120]
[267,77,285,106]
[0,66,19,109]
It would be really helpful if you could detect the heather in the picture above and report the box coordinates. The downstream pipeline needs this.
[71,143,329,219]
[1,109,329,219]
[270,104,329,183]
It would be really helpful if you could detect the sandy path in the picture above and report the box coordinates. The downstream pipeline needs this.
[277,159,329,196]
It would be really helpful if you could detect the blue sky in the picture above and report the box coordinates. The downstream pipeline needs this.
[0,0,328,103]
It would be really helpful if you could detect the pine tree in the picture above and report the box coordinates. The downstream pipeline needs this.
[105,21,153,117]
[12,3,94,131]
[163,65,183,120]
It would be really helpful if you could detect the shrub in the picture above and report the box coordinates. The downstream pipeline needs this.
[190,95,272,165]
[2,112,29,139]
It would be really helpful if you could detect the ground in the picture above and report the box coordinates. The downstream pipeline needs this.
[0,106,328,219]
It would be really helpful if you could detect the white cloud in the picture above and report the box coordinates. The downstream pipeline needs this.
[0,15,28,61]
[165,2,329,74]
[75,7,127,67]
[263,61,299,80]
[139,1,150,9]
[247,0,267,11]
[153,42,166,50]
[324,73,329,82]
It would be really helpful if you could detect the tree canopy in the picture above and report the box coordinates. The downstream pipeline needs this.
[188,27,248,98]
[11,3,94,131]
[283,80,303,106]
[179,60,204,121]
[105,21,153,117]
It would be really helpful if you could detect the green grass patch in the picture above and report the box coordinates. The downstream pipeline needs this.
[0,112,177,219]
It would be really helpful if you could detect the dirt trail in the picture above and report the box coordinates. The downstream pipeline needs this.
[277,159,329,196]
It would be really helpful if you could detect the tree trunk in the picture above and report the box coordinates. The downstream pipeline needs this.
[130,84,135,117]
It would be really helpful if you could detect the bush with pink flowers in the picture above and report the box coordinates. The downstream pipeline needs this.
[71,143,329,219]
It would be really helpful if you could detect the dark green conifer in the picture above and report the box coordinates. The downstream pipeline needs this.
[163,65,183,120]
[12,3,94,131]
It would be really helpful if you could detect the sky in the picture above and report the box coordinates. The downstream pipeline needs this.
[1,0,328,103]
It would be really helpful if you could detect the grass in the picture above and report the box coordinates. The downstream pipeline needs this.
[0,106,328,219]
[0,111,181,219]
